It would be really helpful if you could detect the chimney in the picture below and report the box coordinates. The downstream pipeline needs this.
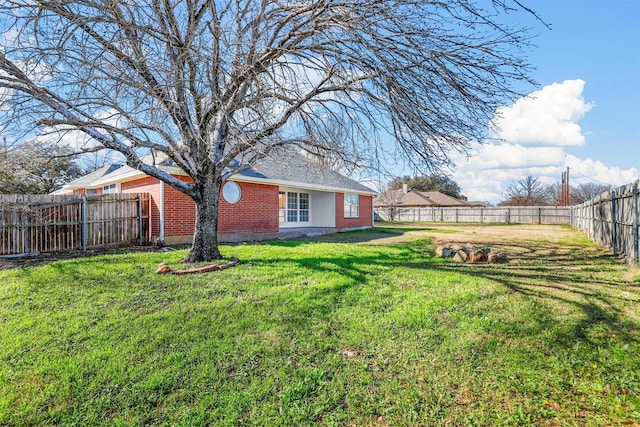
[402,183,408,194]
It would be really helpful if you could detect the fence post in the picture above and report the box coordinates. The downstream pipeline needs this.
[633,181,639,264]
[611,189,617,256]
[81,196,87,251]
[591,198,595,240]
[22,207,30,254]
[137,195,143,245]
[599,198,604,246]
[538,207,541,224]
[570,206,574,227]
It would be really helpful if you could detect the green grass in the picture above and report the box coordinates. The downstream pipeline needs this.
[1,226,639,426]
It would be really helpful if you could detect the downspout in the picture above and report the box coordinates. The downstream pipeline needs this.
[159,180,165,243]
[371,195,375,228]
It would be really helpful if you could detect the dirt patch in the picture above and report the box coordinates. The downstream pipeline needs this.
[410,224,576,245]
[372,223,597,260]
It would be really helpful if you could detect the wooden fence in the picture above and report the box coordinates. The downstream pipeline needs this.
[375,206,571,225]
[571,180,639,264]
[0,193,150,256]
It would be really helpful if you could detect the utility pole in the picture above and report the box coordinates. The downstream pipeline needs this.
[561,170,565,206]
[561,167,570,206]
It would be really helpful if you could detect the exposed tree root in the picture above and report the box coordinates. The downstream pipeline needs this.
[156,257,239,275]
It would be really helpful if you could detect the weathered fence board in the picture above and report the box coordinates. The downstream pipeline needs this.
[375,180,639,263]
[0,193,150,256]
[375,206,572,225]
[571,180,639,264]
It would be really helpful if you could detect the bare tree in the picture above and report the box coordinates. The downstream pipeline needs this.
[573,182,612,203]
[500,175,552,206]
[0,0,540,261]
[548,181,612,205]
[374,186,403,222]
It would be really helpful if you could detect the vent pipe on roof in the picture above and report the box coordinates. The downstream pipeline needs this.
[402,183,408,194]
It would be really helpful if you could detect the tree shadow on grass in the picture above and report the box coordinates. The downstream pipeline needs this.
[251,232,640,351]
[428,242,640,346]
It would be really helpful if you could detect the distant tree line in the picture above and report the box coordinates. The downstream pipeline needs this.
[388,175,461,198]
[499,175,612,206]
[0,139,83,194]
[384,174,612,207]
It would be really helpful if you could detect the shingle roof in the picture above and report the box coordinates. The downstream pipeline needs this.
[238,152,376,194]
[63,164,125,188]
[59,150,376,195]
[374,189,469,207]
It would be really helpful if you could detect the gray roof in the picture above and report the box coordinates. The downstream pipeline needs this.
[238,152,376,194]
[61,150,376,195]
[374,189,469,207]
[64,164,125,188]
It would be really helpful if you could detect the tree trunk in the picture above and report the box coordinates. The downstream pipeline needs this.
[184,172,224,263]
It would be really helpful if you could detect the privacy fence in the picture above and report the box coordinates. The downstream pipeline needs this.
[375,206,571,225]
[375,180,640,264]
[570,180,639,264]
[0,193,150,256]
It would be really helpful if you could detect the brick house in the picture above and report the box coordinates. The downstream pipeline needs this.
[54,152,376,244]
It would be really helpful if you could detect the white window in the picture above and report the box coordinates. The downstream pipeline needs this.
[299,193,309,222]
[279,191,310,224]
[287,192,298,222]
[103,183,118,194]
[279,191,286,223]
[86,189,98,195]
[222,181,242,204]
[344,194,360,218]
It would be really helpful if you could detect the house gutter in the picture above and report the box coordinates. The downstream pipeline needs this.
[159,181,165,243]
[227,175,377,196]
[372,198,375,228]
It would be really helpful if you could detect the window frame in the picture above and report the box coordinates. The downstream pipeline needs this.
[343,193,360,218]
[222,181,242,204]
[102,183,118,194]
[279,190,311,225]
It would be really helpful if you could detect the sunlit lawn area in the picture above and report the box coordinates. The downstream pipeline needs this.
[1,224,638,426]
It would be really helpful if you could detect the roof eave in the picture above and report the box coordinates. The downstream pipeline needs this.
[230,174,377,196]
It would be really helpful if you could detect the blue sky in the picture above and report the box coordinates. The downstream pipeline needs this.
[1,1,637,203]
[446,0,640,203]
[520,0,639,170]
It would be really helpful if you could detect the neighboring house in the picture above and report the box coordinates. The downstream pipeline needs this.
[374,184,471,209]
[54,152,376,244]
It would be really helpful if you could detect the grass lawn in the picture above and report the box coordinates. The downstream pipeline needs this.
[1,224,639,426]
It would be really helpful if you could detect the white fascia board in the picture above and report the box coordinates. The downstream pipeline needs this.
[228,175,378,196]
[50,187,75,195]
[91,166,185,187]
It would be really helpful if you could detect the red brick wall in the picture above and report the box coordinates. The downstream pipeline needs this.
[219,182,279,233]
[122,176,279,237]
[335,193,373,229]
[121,177,162,238]
[163,176,197,237]
[116,175,366,237]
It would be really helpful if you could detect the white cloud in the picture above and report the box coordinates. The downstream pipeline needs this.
[565,155,639,186]
[492,79,593,147]
[462,142,565,169]
[450,80,638,204]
